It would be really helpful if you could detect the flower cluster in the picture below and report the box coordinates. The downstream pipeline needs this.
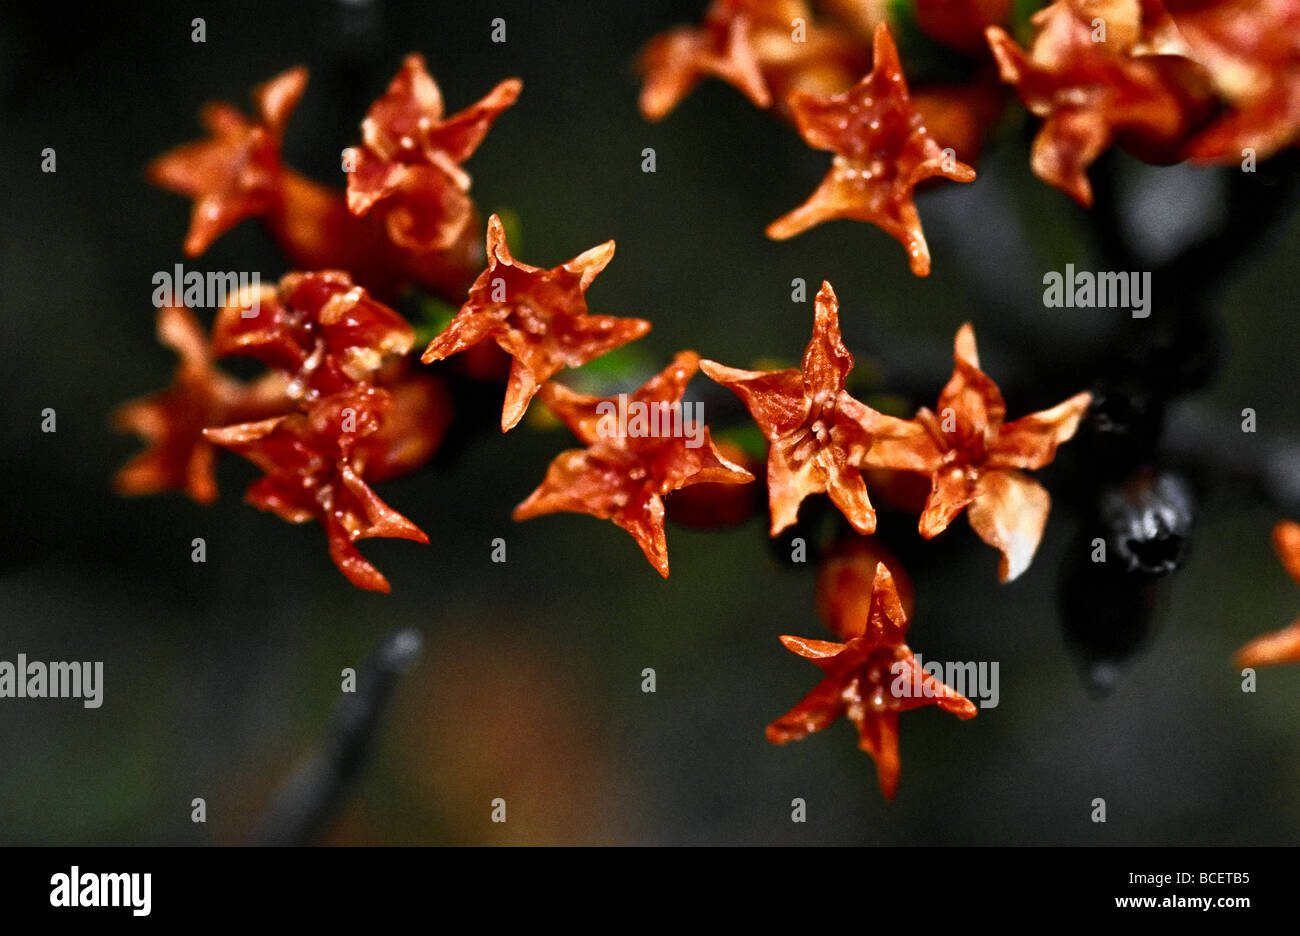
[117,51,1093,795]
[148,55,518,301]
[640,0,1300,270]
[117,272,450,593]
[703,281,1091,582]
[116,13,1300,805]
[120,54,516,590]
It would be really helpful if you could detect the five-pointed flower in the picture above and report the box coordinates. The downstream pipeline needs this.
[148,66,308,257]
[700,281,918,537]
[344,54,521,253]
[864,322,1091,582]
[422,214,652,431]
[767,562,977,800]
[513,352,754,577]
[766,23,976,276]
[113,306,290,504]
[1234,521,1300,668]
[204,385,428,593]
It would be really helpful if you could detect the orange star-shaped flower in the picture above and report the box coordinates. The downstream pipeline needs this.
[204,386,427,593]
[701,281,918,536]
[344,54,521,253]
[986,0,1211,205]
[421,214,652,431]
[1234,521,1300,668]
[213,270,414,404]
[148,66,307,257]
[1170,0,1300,162]
[639,1,870,120]
[767,562,977,800]
[113,306,290,504]
[766,23,976,276]
[864,323,1091,582]
[513,352,754,577]
[638,0,777,120]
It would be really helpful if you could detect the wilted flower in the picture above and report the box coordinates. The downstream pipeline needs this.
[213,271,414,404]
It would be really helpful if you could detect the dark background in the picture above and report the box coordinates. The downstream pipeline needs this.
[1,0,1297,845]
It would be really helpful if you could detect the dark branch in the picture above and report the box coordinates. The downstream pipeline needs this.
[254,628,424,846]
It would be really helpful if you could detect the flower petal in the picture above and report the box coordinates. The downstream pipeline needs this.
[988,391,1092,470]
[766,674,846,744]
[966,469,1051,582]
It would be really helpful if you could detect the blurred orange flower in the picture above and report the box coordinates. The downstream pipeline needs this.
[148,66,307,258]
[1234,521,1300,668]
[638,0,869,120]
[987,0,1214,205]
[113,306,290,504]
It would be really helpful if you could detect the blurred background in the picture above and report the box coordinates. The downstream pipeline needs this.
[1,0,1298,845]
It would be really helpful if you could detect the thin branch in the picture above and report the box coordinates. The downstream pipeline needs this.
[254,628,424,846]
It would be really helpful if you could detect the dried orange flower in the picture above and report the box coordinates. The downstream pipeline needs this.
[213,271,414,404]
[204,386,428,593]
[344,54,521,253]
[148,66,307,258]
[113,306,290,504]
[767,562,977,800]
[1233,521,1300,668]
[513,352,754,577]
[766,23,976,276]
[421,214,652,432]
[701,281,917,536]
[865,323,1091,582]
[986,0,1212,205]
